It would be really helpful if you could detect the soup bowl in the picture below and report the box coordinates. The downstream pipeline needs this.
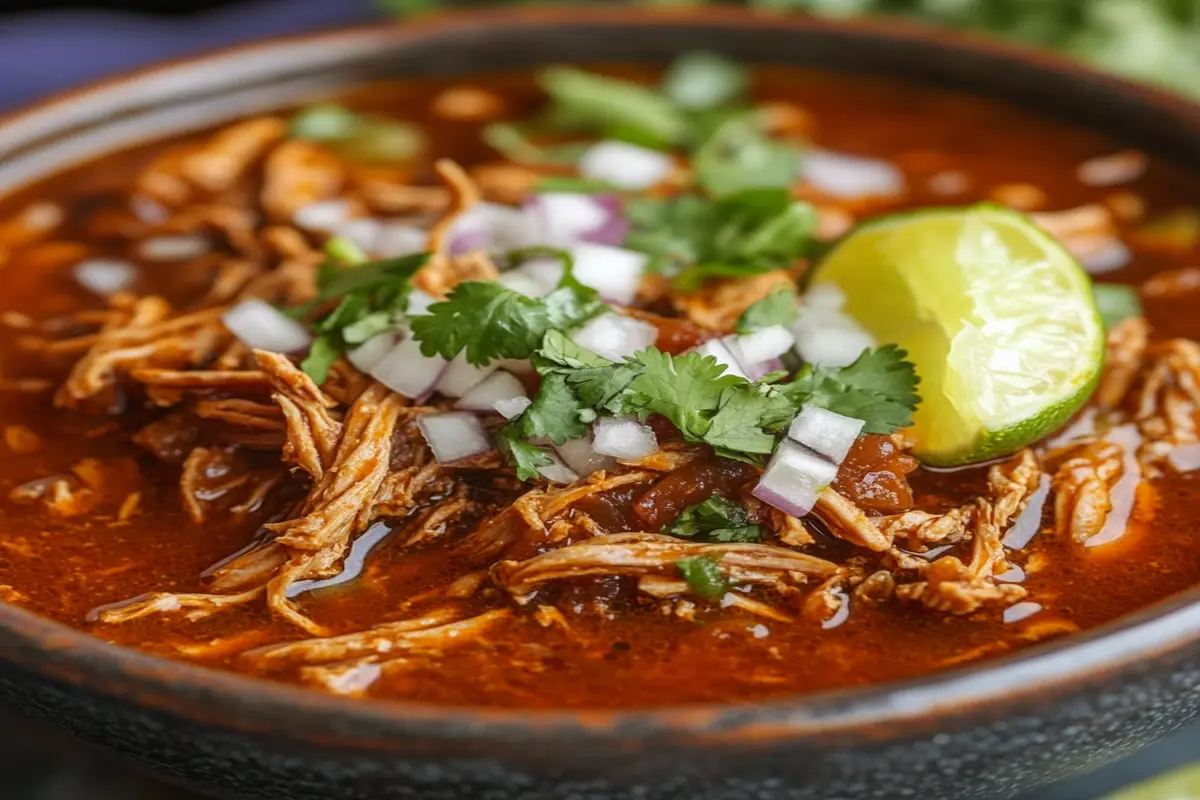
[1,7,1199,799]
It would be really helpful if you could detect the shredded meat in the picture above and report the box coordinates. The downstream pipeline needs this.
[673,270,795,331]
[1097,317,1150,410]
[811,488,891,551]
[1050,439,1124,543]
[255,351,341,478]
[895,556,1026,615]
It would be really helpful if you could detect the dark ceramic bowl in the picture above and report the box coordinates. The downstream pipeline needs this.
[2,8,1200,800]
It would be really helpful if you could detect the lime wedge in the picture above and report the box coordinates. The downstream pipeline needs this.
[1102,764,1200,800]
[808,203,1105,467]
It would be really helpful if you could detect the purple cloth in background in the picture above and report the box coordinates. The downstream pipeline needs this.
[0,0,373,110]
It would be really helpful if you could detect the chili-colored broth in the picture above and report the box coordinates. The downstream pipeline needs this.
[0,66,1197,708]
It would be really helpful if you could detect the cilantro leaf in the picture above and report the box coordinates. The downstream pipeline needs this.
[1093,283,1143,330]
[538,66,690,149]
[666,496,762,544]
[661,51,749,112]
[299,336,341,385]
[693,113,800,197]
[736,286,800,334]
[783,345,921,435]
[676,556,729,599]
[704,385,779,460]
[482,121,590,166]
[518,372,590,445]
[496,423,554,482]
[626,349,743,440]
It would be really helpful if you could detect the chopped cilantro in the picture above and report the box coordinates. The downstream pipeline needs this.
[666,496,762,543]
[290,240,429,383]
[693,113,800,197]
[782,345,921,435]
[534,176,620,194]
[736,286,800,334]
[496,423,555,482]
[516,372,590,445]
[626,349,744,441]
[482,121,591,166]
[676,556,730,599]
[661,51,749,112]
[538,66,690,149]
[704,384,780,460]
[624,188,816,291]
[1093,283,1143,330]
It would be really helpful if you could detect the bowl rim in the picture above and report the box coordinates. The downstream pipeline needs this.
[1,4,1199,745]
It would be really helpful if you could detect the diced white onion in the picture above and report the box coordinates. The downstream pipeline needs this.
[787,405,864,464]
[592,416,659,460]
[751,440,839,518]
[73,258,136,296]
[221,299,312,353]
[554,435,618,477]
[138,234,210,261]
[418,412,491,464]
[449,202,537,255]
[579,140,673,190]
[571,313,658,362]
[800,150,904,199]
[407,288,438,317]
[436,353,498,398]
[493,396,532,420]
[334,218,382,252]
[732,325,795,364]
[690,338,749,379]
[456,370,528,412]
[374,223,428,257]
[1079,237,1132,275]
[515,258,565,295]
[536,450,579,484]
[792,306,875,368]
[293,200,353,233]
[528,192,610,244]
[347,332,400,373]
[568,243,647,306]
[1168,442,1200,473]
[802,283,847,311]
[496,270,549,298]
[369,337,448,401]
[1076,151,1147,188]
[1002,601,1043,624]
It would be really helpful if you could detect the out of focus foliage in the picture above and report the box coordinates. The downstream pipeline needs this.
[378,0,1200,98]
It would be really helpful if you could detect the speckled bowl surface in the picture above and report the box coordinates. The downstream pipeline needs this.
[1,8,1199,799]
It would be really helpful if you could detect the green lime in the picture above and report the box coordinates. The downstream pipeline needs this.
[1102,763,1200,800]
[808,203,1105,467]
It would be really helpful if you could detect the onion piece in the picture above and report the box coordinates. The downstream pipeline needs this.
[418,412,491,464]
[293,200,353,233]
[568,243,648,306]
[335,218,383,253]
[138,234,211,261]
[592,416,659,460]
[347,332,400,373]
[496,270,549,298]
[449,202,537,255]
[690,338,749,380]
[555,435,618,477]
[374,223,428,257]
[536,451,580,484]
[407,288,438,317]
[579,140,673,190]
[792,306,875,368]
[582,194,631,246]
[221,299,313,354]
[527,192,610,244]
[752,441,839,518]
[514,258,565,295]
[732,325,795,364]
[493,396,532,420]
[787,405,864,464]
[1079,237,1132,275]
[803,283,847,311]
[73,258,136,296]
[1169,442,1200,473]
[456,370,528,412]
[436,353,498,398]
[369,337,448,401]
[800,150,904,199]
[571,313,658,362]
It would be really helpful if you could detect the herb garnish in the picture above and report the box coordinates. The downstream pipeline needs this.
[624,188,816,290]
[736,286,800,334]
[780,345,922,435]
[693,113,800,197]
[291,238,429,383]
[676,556,729,598]
[666,496,762,543]
[1093,283,1143,330]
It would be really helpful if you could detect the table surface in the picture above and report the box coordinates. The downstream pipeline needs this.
[0,2,1196,798]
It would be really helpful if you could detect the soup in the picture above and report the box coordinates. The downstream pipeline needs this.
[0,58,1197,708]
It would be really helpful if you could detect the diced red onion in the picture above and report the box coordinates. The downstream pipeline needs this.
[752,440,839,518]
[293,200,353,233]
[568,243,648,306]
[436,353,498,398]
[571,313,657,361]
[800,150,904,199]
[369,336,448,401]
[792,307,875,368]
[496,270,549,298]
[347,332,400,373]
[138,234,211,262]
[493,396,532,420]
[582,194,631,246]
[554,435,618,477]
[73,258,136,296]
[579,140,673,190]
[787,405,864,464]
[1169,443,1200,473]
[732,325,795,364]
[221,299,313,354]
[592,416,658,460]
[527,192,610,244]
[802,283,847,311]
[418,412,491,464]
[536,450,580,484]
[689,338,749,380]
[455,370,528,412]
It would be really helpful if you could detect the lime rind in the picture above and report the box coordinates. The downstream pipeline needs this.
[809,203,1105,466]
